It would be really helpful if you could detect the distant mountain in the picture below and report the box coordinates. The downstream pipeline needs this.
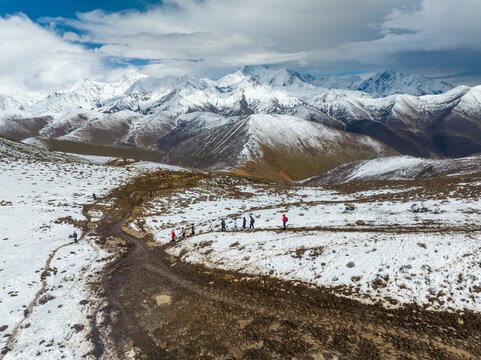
[312,74,362,91]
[356,70,454,97]
[239,65,315,87]
[0,66,480,180]
[228,66,454,97]
[303,154,481,185]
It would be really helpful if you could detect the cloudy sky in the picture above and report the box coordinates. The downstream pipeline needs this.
[1,0,481,93]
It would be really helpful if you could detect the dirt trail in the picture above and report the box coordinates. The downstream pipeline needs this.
[89,171,481,360]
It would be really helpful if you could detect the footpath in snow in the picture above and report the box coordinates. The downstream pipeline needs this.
[136,176,481,313]
[0,139,134,359]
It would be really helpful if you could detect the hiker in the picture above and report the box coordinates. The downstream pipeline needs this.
[191,224,195,236]
[72,231,78,243]
[420,201,428,211]
[345,203,355,211]
[282,214,288,230]
[221,219,226,232]
[171,229,175,242]
[233,217,238,231]
[209,219,214,232]
[93,193,96,200]
[242,217,247,230]
[181,227,186,239]
[249,216,255,229]
[149,191,152,198]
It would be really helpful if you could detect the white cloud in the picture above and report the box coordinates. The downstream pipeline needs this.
[58,0,415,76]
[53,0,481,79]
[2,0,481,94]
[339,0,481,58]
[304,0,481,79]
[0,14,103,95]
[62,31,92,43]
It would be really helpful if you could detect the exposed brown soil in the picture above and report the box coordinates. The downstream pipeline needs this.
[87,171,481,360]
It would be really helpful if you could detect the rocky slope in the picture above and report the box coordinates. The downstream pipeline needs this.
[158,114,397,181]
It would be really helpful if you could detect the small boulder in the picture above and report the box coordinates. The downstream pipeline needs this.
[154,295,171,306]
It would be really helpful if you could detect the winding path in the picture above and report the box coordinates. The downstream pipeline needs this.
[88,180,481,360]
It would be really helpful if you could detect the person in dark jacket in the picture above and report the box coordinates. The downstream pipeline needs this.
[181,227,186,239]
[149,191,152,198]
[93,193,96,200]
[282,214,287,230]
[221,219,226,232]
[249,216,255,229]
[242,217,246,230]
[73,231,78,243]
[191,224,195,236]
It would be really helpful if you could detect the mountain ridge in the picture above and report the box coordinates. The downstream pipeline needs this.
[1,67,480,180]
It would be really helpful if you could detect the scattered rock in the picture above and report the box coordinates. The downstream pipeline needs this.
[88,282,100,291]
[38,293,55,305]
[356,220,366,226]
[79,299,89,305]
[0,325,8,332]
[71,324,85,333]
[154,294,171,306]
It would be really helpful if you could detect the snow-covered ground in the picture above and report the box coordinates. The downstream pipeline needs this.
[139,177,481,312]
[0,139,135,358]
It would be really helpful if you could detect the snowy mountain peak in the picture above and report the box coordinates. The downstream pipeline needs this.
[239,65,314,87]
[127,75,208,95]
[357,70,454,97]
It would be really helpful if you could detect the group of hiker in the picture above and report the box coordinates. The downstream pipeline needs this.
[220,215,256,232]
[170,213,290,242]
[171,224,195,242]
[82,189,444,246]
[168,199,445,242]
[69,231,78,243]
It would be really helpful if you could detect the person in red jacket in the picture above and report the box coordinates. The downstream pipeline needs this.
[171,229,175,242]
[282,214,287,230]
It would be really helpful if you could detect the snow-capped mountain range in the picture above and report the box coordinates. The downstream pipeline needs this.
[313,70,453,97]
[1,66,480,180]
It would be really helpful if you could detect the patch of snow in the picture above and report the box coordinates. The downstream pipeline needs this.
[0,138,135,357]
